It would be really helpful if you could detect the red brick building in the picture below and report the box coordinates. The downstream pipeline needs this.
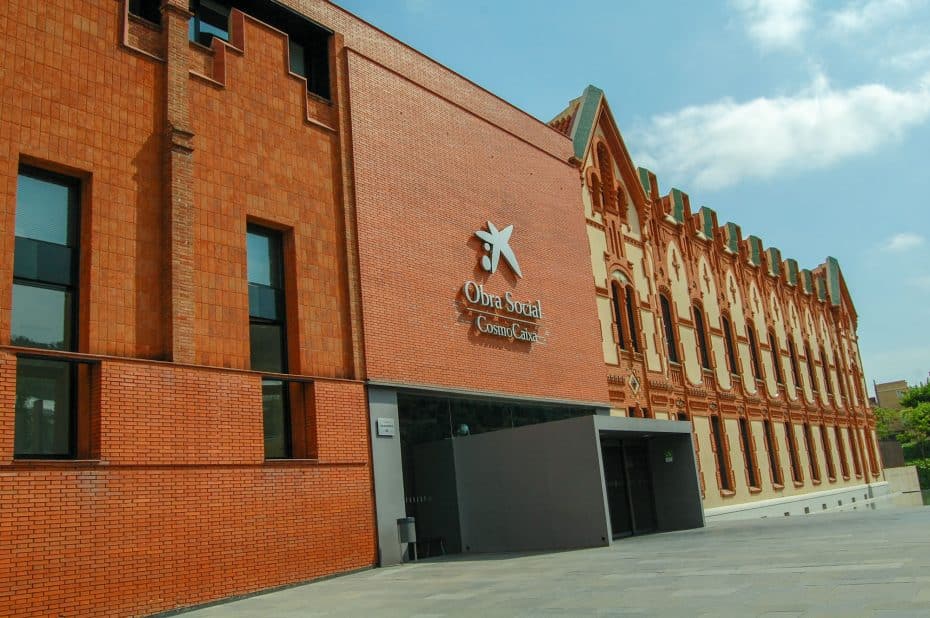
[0,2,883,616]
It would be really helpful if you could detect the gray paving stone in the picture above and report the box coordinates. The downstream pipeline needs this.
[180,507,930,617]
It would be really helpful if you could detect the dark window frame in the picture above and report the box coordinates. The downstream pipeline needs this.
[710,415,733,492]
[610,281,626,351]
[785,422,803,484]
[803,422,821,482]
[721,314,739,376]
[247,224,292,460]
[763,419,783,486]
[788,338,801,392]
[659,293,679,364]
[747,326,763,381]
[693,303,711,370]
[768,330,784,385]
[129,0,162,24]
[12,166,83,459]
[624,285,640,353]
[738,417,759,489]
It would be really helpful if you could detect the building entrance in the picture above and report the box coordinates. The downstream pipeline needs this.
[601,438,657,538]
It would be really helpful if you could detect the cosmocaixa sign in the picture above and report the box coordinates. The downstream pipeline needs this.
[459,221,545,343]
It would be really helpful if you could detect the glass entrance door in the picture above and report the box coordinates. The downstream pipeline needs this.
[601,439,633,538]
[600,438,658,538]
[624,442,658,534]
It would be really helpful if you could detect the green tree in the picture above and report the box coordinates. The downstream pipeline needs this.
[901,382,930,408]
[874,407,905,440]
[902,402,930,458]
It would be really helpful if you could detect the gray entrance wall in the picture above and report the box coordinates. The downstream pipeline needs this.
[453,415,611,553]
[593,415,705,536]
[368,388,406,566]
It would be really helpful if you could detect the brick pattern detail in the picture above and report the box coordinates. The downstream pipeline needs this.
[348,53,609,404]
[0,355,375,617]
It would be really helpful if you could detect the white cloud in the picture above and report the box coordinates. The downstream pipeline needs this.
[632,73,930,190]
[882,233,926,252]
[884,45,930,70]
[732,0,812,50]
[829,0,925,34]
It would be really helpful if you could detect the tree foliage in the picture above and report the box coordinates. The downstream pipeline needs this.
[874,407,905,440]
[901,382,930,409]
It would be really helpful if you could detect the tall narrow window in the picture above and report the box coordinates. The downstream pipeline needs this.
[722,315,739,375]
[738,417,759,489]
[788,339,801,391]
[820,424,836,480]
[834,426,850,478]
[785,422,803,483]
[247,225,290,459]
[805,343,818,393]
[835,348,849,403]
[747,326,762,381]
[610,282,626,351]
[847,427,862,477]
[710,415,732,491]
[803,423,821,482]
[12,167,80,458]
[769,331,784,385]
[624,286,640,353]
[820,345,834,397]
[693,304,711,370]
[659,294,679,364]
[763,420,783,486]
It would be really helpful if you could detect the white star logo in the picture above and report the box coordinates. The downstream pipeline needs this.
[475,221,522,278]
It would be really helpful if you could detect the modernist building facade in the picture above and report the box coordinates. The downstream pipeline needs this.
[550,86,883,519]
[0,1,882,616]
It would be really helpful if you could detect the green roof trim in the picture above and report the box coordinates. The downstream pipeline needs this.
[698,207,715,238]
[801,269,813,294]
[766,247,781,277]
[724,222,740,253]
[786,259,799,286]
[571,85,603,161]
[638,167,652,197]
[669,188,686,223]
[826,256,842,307]
[747,236,763,266]
[815,277,827,301]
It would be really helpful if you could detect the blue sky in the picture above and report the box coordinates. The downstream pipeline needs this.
[336,0,930,391]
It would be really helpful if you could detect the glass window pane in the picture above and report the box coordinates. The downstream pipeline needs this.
[262,379,290,458]
[289,39,306,76]
[11,284,72,350]
[246,227,282,288]
[14,358,73,457]
[250,323,285,373]
[16,173,74,246]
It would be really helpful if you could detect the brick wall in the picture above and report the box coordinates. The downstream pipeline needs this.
[0,352,375,617]
[347,52,609,405]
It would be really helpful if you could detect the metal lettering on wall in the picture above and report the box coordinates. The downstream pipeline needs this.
[459,222,545,344]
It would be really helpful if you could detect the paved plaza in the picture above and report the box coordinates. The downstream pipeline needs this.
[181,507,930,617]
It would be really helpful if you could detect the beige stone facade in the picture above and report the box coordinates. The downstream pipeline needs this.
[550,86,883,514]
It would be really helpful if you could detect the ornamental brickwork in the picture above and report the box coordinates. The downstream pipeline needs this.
[551,86,882,508]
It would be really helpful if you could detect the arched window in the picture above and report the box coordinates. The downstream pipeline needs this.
[610,282,626,350]
[721,314,739,375]
[597,143,616,212]
[747,326,762,380]
[738,417,759,489]
[820,424,836,480]
[659,293,679,364]
[769,330,784,385]
[805,342,818,392]
[590,175,602,212]
[693,304,711,370]
[834,347,848,402]
[820,345,834,397]
[624,285,640,353]
[788,339,801,391]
